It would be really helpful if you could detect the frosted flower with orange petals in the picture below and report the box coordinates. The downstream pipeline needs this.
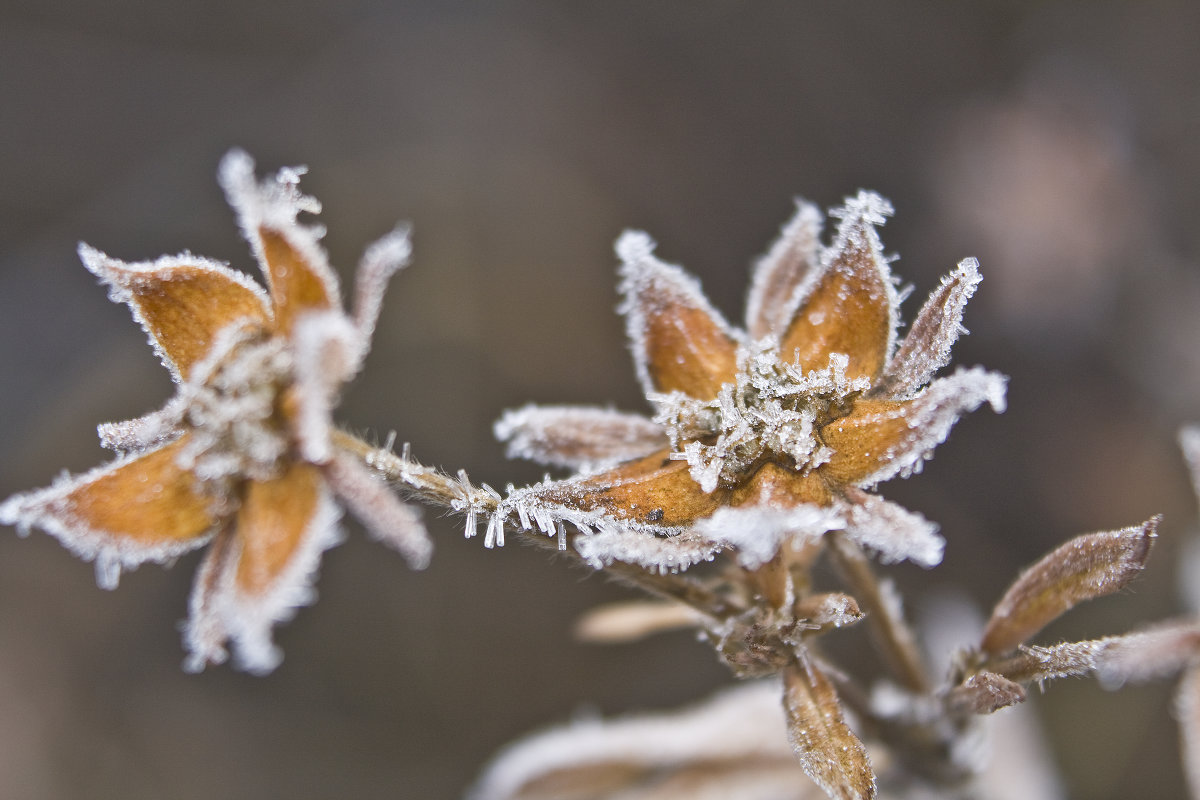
[0,151,430,673]
[496,193,1006,574]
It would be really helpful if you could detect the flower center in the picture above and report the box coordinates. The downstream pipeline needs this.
[652,344,869,493]
[178,323,295,485]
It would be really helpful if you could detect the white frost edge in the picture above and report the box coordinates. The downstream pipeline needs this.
[838,493,945,568]
[493,403,666,472]
[694,505,843,569]
[217,148,341,309]
[184,481,345,674]
[78,242,272,383]
[850,366,1007,491]
[0,445,215,590]
[615,230,741,398]
[746,200,823,342]
[468,680,791,800]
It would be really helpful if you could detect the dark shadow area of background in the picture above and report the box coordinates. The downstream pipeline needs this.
[2,2,1199,798]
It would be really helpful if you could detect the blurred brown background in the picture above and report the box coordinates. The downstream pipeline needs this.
[2,2,1199,798]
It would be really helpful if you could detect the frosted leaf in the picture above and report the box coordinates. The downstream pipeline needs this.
[824,366,1007,490]
[185,478,344,675]
[323,450,431,570]
[0,440,215,589]
[694,505,842,569]
[97,396,186,453]
[778,191,900,381]
[746,200,823,341]
[1092,619,1200,688]
[876,258,982,399]
[352,225,411,358]
[616,230,740,399]
[837,491,944,568]
[782,656,877,800]
[218,149,340,316]
[469,680,797,800]
[574,526,721,573]
[78,243,272,384]
[494,404,666,472]
[980,518,1158,656]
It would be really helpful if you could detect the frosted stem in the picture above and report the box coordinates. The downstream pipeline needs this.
[828,532,930,694]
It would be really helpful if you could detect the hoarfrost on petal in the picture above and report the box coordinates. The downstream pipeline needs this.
[838,491,945,568]
[824,366,1007,490]
[876,258,982,399]
[221,478,345,674]
[290,310,361,464]
[695,505,843,569]
[323,450,431,569]
[746,200,823,341]
[574,526,721,574]
[468,680,792,800]
[494,404,666,472]
[616,230,740,399]
[351,225,411,359]
[97,396,186,453]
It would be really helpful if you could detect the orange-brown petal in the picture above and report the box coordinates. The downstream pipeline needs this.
[820,367,1006,489]
[233,461,335,597]
[79,244,271,382]
[0,435,216,588]
[778,192,899,381]
[746,201,823,342]
[258,227,340,332]
[730,461,833,509]
[537,448,727,529]
[617,232,739,399]
[217,150,342,335]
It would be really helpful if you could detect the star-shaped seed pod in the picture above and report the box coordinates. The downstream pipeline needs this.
[496,192,1005,575]
[0,151,430,673]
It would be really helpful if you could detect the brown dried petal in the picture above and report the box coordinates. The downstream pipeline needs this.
[874,258,982,399]
[540,449,727,529]
[233,461,330,596]
[782,656,876,800]
[946,671,1026,715]
[779,193,898,382]
[259,228,340,333]
[494,405,666,471]
[0,435,216,589]
[821,367,1006,491]
[979,517,1159,656]
[746,201,823,341]
[79,245,271,382]
[617,231,739,399]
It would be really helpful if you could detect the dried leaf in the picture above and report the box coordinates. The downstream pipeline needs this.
[1093,618,1200,687]
[821,366,1006,491]
[573,600,703,643]
[946,671,1026,715]
[874,257,981,399]
[793,593,864,632]
[992,640,1106,684]
[617,231,739,399]
[779,192,898,382]
[782,656,876,800]
[80,245,271,382]
[494,404,666,471]
[746,200,823,341]
[980,517,1159,656]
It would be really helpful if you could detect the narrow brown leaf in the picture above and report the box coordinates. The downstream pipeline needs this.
[990,640,1105,685]
[979,517,1159,656]
[573,600,702,643]
[617,231,739,399]
[782,656,876,800]
[946,671,1026,715]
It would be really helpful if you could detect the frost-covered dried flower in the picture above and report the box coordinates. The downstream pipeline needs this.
[496,193,1005,575]
[0,151,429,673]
